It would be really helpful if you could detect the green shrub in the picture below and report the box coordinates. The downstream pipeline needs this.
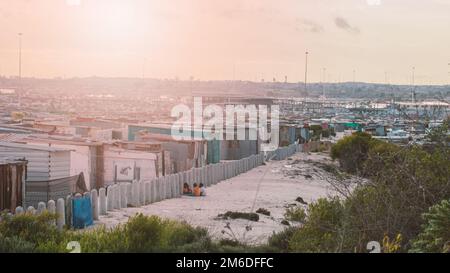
[410,199,450,253]
[124,214,165,252]
[284,207,306,222]
[268,227,298,252]
[0,235,35,253]
[0,212,61,247]
[288,198,346,253]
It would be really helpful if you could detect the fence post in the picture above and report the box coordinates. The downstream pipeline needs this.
[212,165,216,185]
[192,169,198,186]
[27,206,35,215]
[120,183,128,209]
[171,175,176,198]
[99,188,107,215]
[46,200,56,225]
[15,206,24,215]
[171,175,177,198]
[173,174,179,197]
[107,185,113,211]
[150,179,156,203]
[205,166,210,186]
[166,175,173,199]
[91,189,99,220]
[158,177,164,201]
[174,174,179,197]
[144,182,150,204]
[131,181,139,207]
[221,163,225,181]
[160,176,166,200]
[178,173,183,196]
[66,195,73,228]
[154,178,160,202]
[209,165,213,186]
[126,183,132,206]
[56,198,65,231]
[139,181,145,205]
[110,186,117,210]
[37,202,46,215]
[114,185,120,209]
[204,166,208,186]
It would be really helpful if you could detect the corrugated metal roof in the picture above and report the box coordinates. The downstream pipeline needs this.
[0,159,27,165]
[0,133,30,142]
[0,142,73,152]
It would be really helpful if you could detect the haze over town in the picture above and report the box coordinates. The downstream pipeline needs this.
[1,0,450,84]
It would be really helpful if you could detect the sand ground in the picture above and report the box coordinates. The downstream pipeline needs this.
[97,152,340,245]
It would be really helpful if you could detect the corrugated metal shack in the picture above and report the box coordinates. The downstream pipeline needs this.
[129,124,210,165]
[0,160,27,211]
[0,142,75,207]
[0,142,71,182]
[19,137,104,190]
[25,173,88,208]
[135,132,206,172]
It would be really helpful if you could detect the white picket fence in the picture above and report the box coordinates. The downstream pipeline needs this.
[6,144,300,230]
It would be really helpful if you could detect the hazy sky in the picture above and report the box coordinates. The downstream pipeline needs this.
[1,0,450,84]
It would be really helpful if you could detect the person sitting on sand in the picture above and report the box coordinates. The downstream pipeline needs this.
[193,183,201,197]
[199,183,206,196]
[183,183,192,195]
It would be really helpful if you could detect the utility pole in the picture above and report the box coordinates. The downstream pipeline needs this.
[322,67,326,98]
[448,63,450,87]
[18,33,23,108]
[18,33,23,79]
[304,51,309,94]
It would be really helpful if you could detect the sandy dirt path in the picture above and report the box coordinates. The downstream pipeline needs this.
[97,152,338,245]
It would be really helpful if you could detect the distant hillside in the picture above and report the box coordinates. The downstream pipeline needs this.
[0,77,448,101]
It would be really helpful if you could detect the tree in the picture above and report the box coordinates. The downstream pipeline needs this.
[410,199,450,253]
[331,132,373,174]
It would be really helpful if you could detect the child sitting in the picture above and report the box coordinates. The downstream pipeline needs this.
[193,183,201,197]
[183,183,192,195]
[199,183,207,196]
